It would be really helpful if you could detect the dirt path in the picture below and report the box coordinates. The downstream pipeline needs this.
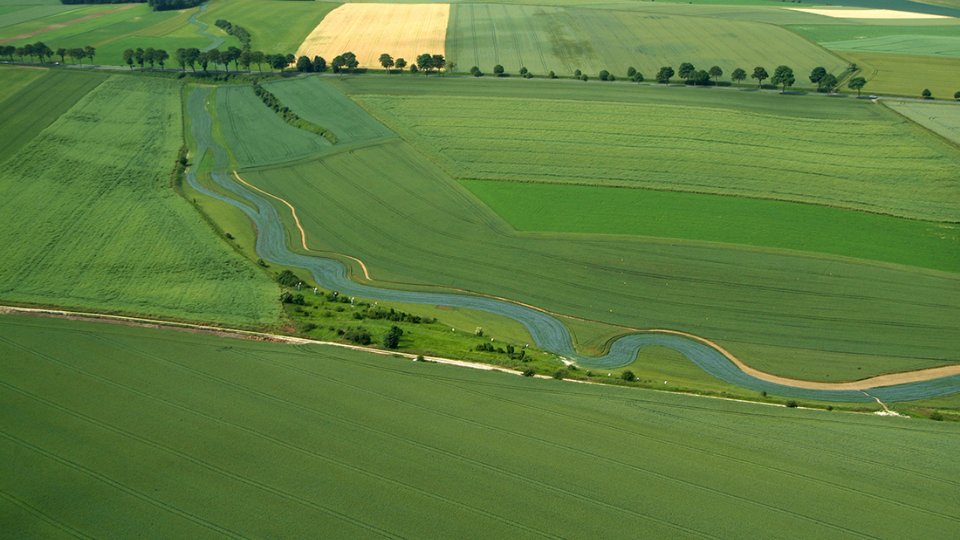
[1,4,138,44]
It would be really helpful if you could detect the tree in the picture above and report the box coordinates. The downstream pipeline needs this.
[15,47,25,62]
[331,54,345,73]
[134,47,145,70]
[312,55,326,72]
[123,48,135,69]
[708,65,723,81]
[175,48,187,71]
[771,65,795,92]
[731,67,746,86]
[409,63,418,73]
[417,53,433,73]
[691,69,710,85]
[268,53,288,72]
[33,42,52,63]
[519,66,528,76]
[922,88,932,99]
[954,90,960,101]
[655,66,674,84]
[83,46,95,65]
[678,62,695,82]
[493,64,504,76]
[198,51,209,72]
[379,53,394,72]
[155,49,168,70]
[341,51,358,71]
[632,71,643,83]
[144,47,157,69]
[599,69,610,81]
[296,55,313,72]
[431,54,446,73]
[206,48,220,71]
[818,73,837,93]
[186,48,200,72]
[573,69,581,78]
[751,66,768,88]
[848,76,867,96]
[394,57,406,72]
[621,370,636,382]
[809,66,826,85]
[250,50,264,72]
[239,50,251,71]
[69,47,85,65]
[627,66,637,78]
[57,47,67,63]
[224,46,241,71]
[383,325,403,349]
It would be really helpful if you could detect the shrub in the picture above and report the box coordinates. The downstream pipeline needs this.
[522,368,536,377]
[627,66,637,78]
[519,66,528,75]
[580,74,588,82]
[786,400,799,408]
[277,269,301,287]
[552,369,567,380]
[343,326,372,345]
[922,88,932,99]
[493,64,504,76]
[954,90,960,101]
[599,69,610,81]
[620,370,636,382]
[548,70,556,79]
[383,325,403,349]
[930,411,944,421]
[573,69,581,78]
[280,291,293,303]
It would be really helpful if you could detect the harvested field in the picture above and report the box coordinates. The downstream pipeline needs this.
[788,8,952,19]
[295,3,450,69]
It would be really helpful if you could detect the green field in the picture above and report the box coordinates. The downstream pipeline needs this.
[3,314,959,537]
[216,84,332,169]
[0,68,106,164]
[462,180,960,272]
[847,51,960,98]
[886,98,960,144]
[198,0,338,54]
[446,4,847,77]
[0,75,278,325]
[791,24,960,57]
[351,78,960,221]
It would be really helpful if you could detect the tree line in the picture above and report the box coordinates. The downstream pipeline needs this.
[0,42,95,65]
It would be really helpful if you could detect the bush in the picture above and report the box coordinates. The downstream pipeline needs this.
[573,69,582,78]
[519,66,528,75]
[522,368,536,377]
[552,369,567,380]
[930,411,944,421]
[415,354,425,362]
[383,325,403,349]
[548,70,556,79]
[280,291,293,303]
[954,90,960,101]
[922,88,933,99]
[632,72,644,83]
[343,326,372,345]
[599,70,610,81]
[277,269,301,287]
[580,74,588,82]
[620,370,636,382]
[493,64,504,76]
[786,400,799,408]
[627,66,637,78]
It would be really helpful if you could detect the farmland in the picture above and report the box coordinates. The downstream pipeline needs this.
[3,314,960,538]
[0,75,278,326]
[352,79,960,221]
[886,99,960,144]
[462,180,960,272]
[844,51,960,98]
[790,23,960,57]
[446,4,847,77]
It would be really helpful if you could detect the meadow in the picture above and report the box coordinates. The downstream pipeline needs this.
[886,98,960,144]
[351,79,960,221]
[845,51,960,98]
[0,75,278,326]
[446,4,847,77]
[790,23,960,57]
[3,314,959,537]
[198,0,337,55]
[462,180,960,272]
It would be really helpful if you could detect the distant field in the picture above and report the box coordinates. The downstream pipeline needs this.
[355,83,960,221]
[846,51,960,97]
[462,180,960,272]
[215,85,331,169]
[0,68,106,164]
[0,76,278,325]
[3,315,959,538]
[0,3,221,66]
[790,23,960,57]
[200,0,338,53]
[446,4,847,76]
[886,99,960,144]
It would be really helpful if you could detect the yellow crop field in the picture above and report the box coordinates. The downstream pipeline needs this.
[295,3,450,68]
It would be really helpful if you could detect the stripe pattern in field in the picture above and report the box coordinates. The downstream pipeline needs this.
[295,3,450,69]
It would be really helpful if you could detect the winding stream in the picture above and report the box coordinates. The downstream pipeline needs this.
[185,88,960,403]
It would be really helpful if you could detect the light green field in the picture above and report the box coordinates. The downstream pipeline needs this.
[0,68,107,165]
[847,51,960,98]
[0,3,223,67]
[216,84,331,169]
[199,0,338,53]
[3,314,959,537]
[790,24,960,57]
[351,79,960,221]
[0,76,278,326]
[462,180,960,272]
[885,98,960,144]
[446,4,847,77]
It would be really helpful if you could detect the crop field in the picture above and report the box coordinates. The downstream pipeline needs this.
[446,4,848,76]
[886,99,960,144]
[790,23,960,57]
[353,81,960,221]
[845,50,960,97]
[295,3,451,69]
[241,137,960,383]
[0,68,106,164]
[215,85,331,169]
[0,2,221,67]
[199,0,338,54]
[0,76,278,326]
[2,314,959,537]
[462,180,960,272]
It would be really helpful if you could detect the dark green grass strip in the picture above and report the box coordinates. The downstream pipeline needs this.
[0,69,107,164]
[463,180,960,273]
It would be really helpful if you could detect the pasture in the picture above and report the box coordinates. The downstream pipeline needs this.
[295,3,450,69]
[199,0,337,54]
[791,23,960,57]
[353,79,960,221]
[2,314,959,537]
[462,180,960,272]
[446,4,847,77]
[846,51,960,98]
[0,76,278,326]
[886,99,960,144]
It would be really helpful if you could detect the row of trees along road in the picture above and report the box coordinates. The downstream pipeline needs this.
[1,42,95,64]
[649,63,868,95]
[121,47,296,72]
